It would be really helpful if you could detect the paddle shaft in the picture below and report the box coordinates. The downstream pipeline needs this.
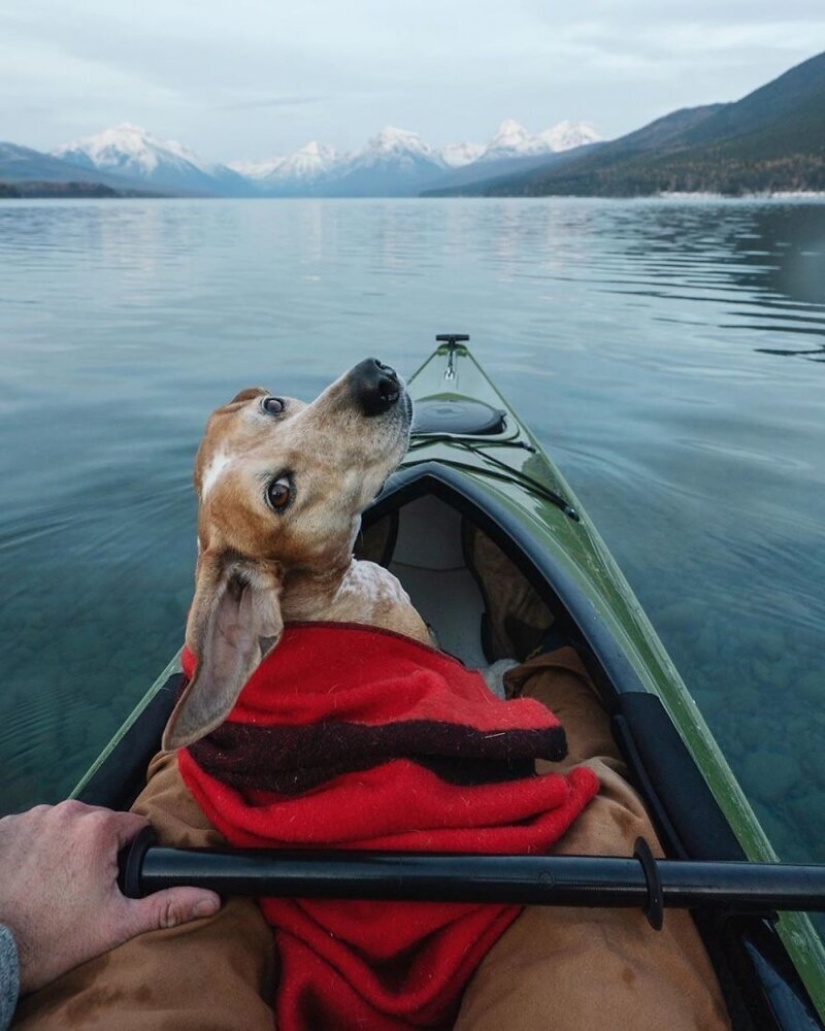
[120,831,825,923]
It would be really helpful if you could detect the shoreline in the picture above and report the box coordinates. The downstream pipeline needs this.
[657,190,825,201]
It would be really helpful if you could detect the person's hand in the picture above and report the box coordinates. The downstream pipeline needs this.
[0,800,221,993]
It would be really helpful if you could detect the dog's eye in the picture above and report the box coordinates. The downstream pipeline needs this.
[267,476,292,510]
[262,397,285,414]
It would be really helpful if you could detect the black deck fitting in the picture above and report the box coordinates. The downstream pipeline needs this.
[435,334,470,345]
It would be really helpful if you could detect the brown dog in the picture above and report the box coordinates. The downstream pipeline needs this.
[164,357,431,750]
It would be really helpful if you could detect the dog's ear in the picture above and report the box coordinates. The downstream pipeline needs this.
[162,551,283,750]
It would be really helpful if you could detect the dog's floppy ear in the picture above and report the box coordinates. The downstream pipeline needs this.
[162,551,284,750]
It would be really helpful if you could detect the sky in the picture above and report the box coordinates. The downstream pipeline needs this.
[1,0,824,164]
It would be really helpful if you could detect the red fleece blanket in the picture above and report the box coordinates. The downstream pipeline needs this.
[178,623,598,1031]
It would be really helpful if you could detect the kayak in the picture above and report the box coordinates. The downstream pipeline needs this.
[73,335,825,1029]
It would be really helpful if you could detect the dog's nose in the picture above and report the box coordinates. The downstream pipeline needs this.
[351,358,401,416]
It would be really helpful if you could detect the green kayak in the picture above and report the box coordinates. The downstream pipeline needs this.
[73,336,825,1029]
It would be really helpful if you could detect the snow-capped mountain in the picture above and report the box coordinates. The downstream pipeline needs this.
[229,141,338,186]
[0,140,156,194]
[350,127,443,169]
[52,124,253,197]
[478,119,547,162]
[441,141,486,168]
[227,155,285,180]
[538,120,601,152]
[315,127,446,196]
[476,119,600,162]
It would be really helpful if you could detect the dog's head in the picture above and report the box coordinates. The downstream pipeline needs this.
[162,358,412,750]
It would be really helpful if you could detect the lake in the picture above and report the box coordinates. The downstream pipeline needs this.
[0,196,823,873]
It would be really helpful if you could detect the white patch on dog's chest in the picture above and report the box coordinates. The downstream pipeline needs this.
[201,449,235,499]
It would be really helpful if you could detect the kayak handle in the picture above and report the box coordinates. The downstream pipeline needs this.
[119,831,825,929]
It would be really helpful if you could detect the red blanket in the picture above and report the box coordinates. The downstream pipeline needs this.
[179,623,598,1031]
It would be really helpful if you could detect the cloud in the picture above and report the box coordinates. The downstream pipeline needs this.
[222,95,330,112]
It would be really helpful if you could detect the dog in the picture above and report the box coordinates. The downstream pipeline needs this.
[163,356,431,750]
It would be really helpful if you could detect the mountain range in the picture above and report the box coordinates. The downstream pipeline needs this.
[2,49,824,199]
[0,120,600,199]
[427,51,825,198]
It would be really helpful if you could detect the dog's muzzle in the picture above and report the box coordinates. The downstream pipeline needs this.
[351,358,403,417]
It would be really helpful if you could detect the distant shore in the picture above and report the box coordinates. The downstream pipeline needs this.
[0,181,156,199]
[3,183,825,202]
[657,190,825,201]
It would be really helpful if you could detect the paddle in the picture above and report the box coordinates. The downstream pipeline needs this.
[120,829,825,930]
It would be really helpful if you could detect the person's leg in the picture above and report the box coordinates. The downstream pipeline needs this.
[455,649,730,1031]
[13,752,276,1030]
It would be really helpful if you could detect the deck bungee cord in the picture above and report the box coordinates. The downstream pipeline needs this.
[407,434,580,521]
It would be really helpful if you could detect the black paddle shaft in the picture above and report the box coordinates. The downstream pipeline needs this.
[119,830,825,930]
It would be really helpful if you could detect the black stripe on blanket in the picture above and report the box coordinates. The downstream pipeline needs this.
[188,720,568,795]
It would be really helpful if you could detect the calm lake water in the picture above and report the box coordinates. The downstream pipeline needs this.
[1,197,824,871]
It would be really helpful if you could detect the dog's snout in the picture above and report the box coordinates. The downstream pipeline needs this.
[351,358,401,417]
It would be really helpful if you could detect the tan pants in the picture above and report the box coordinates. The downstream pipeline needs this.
[14,649,729,1030]
[454,649,730,1031]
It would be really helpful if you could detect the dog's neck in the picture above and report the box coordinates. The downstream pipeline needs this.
[281,558,430,643]
[280,562,349,621]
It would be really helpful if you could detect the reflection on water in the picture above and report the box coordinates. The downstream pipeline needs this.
[594,202,825,361]
[0,198,824,880]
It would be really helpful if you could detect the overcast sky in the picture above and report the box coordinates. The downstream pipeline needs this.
[1,0,823,163]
